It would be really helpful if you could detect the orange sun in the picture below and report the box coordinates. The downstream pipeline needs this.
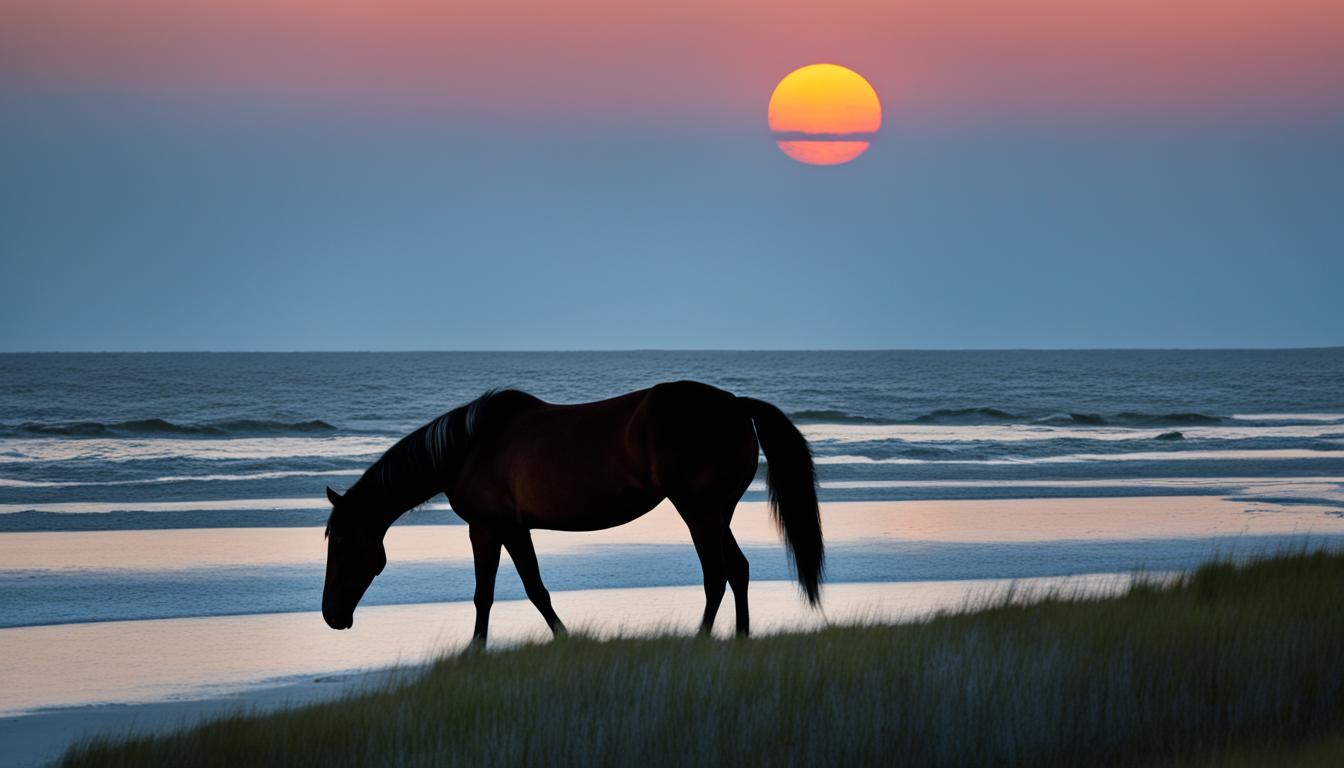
[768,64,881,166]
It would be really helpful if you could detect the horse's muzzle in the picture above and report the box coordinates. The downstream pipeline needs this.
[322,597,353,630]
[324,612,353,630]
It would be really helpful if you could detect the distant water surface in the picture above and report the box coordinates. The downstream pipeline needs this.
[2,350,1342,529]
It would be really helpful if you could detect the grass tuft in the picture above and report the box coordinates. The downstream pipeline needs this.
[62,550,1344,767]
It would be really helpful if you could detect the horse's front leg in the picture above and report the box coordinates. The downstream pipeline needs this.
[469,525,501,647]
[503,529,567,637]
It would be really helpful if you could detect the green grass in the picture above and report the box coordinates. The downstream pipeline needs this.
[63,551,1344,767]
[1191,731,1344,767]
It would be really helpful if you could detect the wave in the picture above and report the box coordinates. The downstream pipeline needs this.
[784,401,1336,429]
[757,475,1344,492]
[821,407,1226,427]
[798,422,1344,444]
[1034,413,1108,426]
[870,408,1231,427]
[789,410,883,424]
[0,497,455,515]
[1231,413,1344,424]
[811,449,1344,466]
[1028,412,1224,427]
[0,435,393,464]
[4,418,338,438]
[0,468,361,489]
[912,407,1020,423]
[911,409,1216,426]
[1040,412,1223,427]
[1113,412,1224,426]
[212,419,338,434]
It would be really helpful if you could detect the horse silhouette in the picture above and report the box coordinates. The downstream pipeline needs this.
[322,380,823,644]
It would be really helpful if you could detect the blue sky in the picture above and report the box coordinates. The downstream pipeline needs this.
[2,97,1342,350]
[3,0,1343,350]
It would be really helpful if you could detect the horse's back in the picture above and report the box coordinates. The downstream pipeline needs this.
[451,382,758,530]
[454,387,662,529]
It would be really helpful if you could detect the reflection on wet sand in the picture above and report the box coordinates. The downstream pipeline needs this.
[3,496,1341,572]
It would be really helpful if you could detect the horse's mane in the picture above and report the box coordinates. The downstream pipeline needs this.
[326,388,540,535]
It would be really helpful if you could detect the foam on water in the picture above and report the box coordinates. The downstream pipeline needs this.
[0,435,392,464]
[0,469,363,489]
[0,498,454,515]
[813,449,1344,465]
[800,422,1344,444]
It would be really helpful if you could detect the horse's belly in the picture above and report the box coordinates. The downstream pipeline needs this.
[518,487,664,532]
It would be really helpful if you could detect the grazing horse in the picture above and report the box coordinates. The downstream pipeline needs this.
[322,380,823,644]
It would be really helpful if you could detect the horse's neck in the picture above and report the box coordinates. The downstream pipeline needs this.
[353,406,473,530]
[353,455,453,531]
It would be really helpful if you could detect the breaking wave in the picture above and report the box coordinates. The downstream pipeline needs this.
[0,469,361,489]
[1033,412,1224,427]
[789,410,883,424]
[3,418,339,438]
[802,407,1231,427]
[913,408,1020,423]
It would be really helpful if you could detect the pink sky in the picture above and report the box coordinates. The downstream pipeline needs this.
[2,0,1342,123]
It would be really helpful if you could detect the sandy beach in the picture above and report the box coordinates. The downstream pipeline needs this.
[4,495,1344,765]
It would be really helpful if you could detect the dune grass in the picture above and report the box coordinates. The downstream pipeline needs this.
[63,550,1344,767]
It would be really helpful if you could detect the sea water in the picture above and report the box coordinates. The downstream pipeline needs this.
[1,349,1342,630]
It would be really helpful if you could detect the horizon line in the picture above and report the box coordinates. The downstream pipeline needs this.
[3,346,1342,355]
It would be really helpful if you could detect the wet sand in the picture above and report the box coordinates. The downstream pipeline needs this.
[5,495,1341,573]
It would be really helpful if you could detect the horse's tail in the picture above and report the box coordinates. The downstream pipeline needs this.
[740,397,824,605]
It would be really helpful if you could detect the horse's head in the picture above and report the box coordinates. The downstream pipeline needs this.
[321,487,387,630]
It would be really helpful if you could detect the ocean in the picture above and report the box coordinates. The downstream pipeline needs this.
[2,350,1344,717]
[4,350,1343,525]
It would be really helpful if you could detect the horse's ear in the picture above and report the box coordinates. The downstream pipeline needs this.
[326,487,343,506]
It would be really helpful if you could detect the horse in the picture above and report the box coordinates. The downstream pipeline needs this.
[321,380,823,644]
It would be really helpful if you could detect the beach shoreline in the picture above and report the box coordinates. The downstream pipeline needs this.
[0,668,406,768]
[5,494,1344,765]
[46,552,1344,768]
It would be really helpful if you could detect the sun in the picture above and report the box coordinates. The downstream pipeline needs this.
[768,64,881,166]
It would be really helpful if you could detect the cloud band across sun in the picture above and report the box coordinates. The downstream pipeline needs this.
[768,64,881,166]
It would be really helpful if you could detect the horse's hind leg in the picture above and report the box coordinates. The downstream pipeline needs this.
[503,530,567,637]
[683,514,729,635]
[723,528,750,636]
[469,525,501,646]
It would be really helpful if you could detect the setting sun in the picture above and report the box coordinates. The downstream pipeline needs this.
[768,64,881,166]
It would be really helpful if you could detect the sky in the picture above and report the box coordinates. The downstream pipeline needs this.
[2,0,1343,351]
